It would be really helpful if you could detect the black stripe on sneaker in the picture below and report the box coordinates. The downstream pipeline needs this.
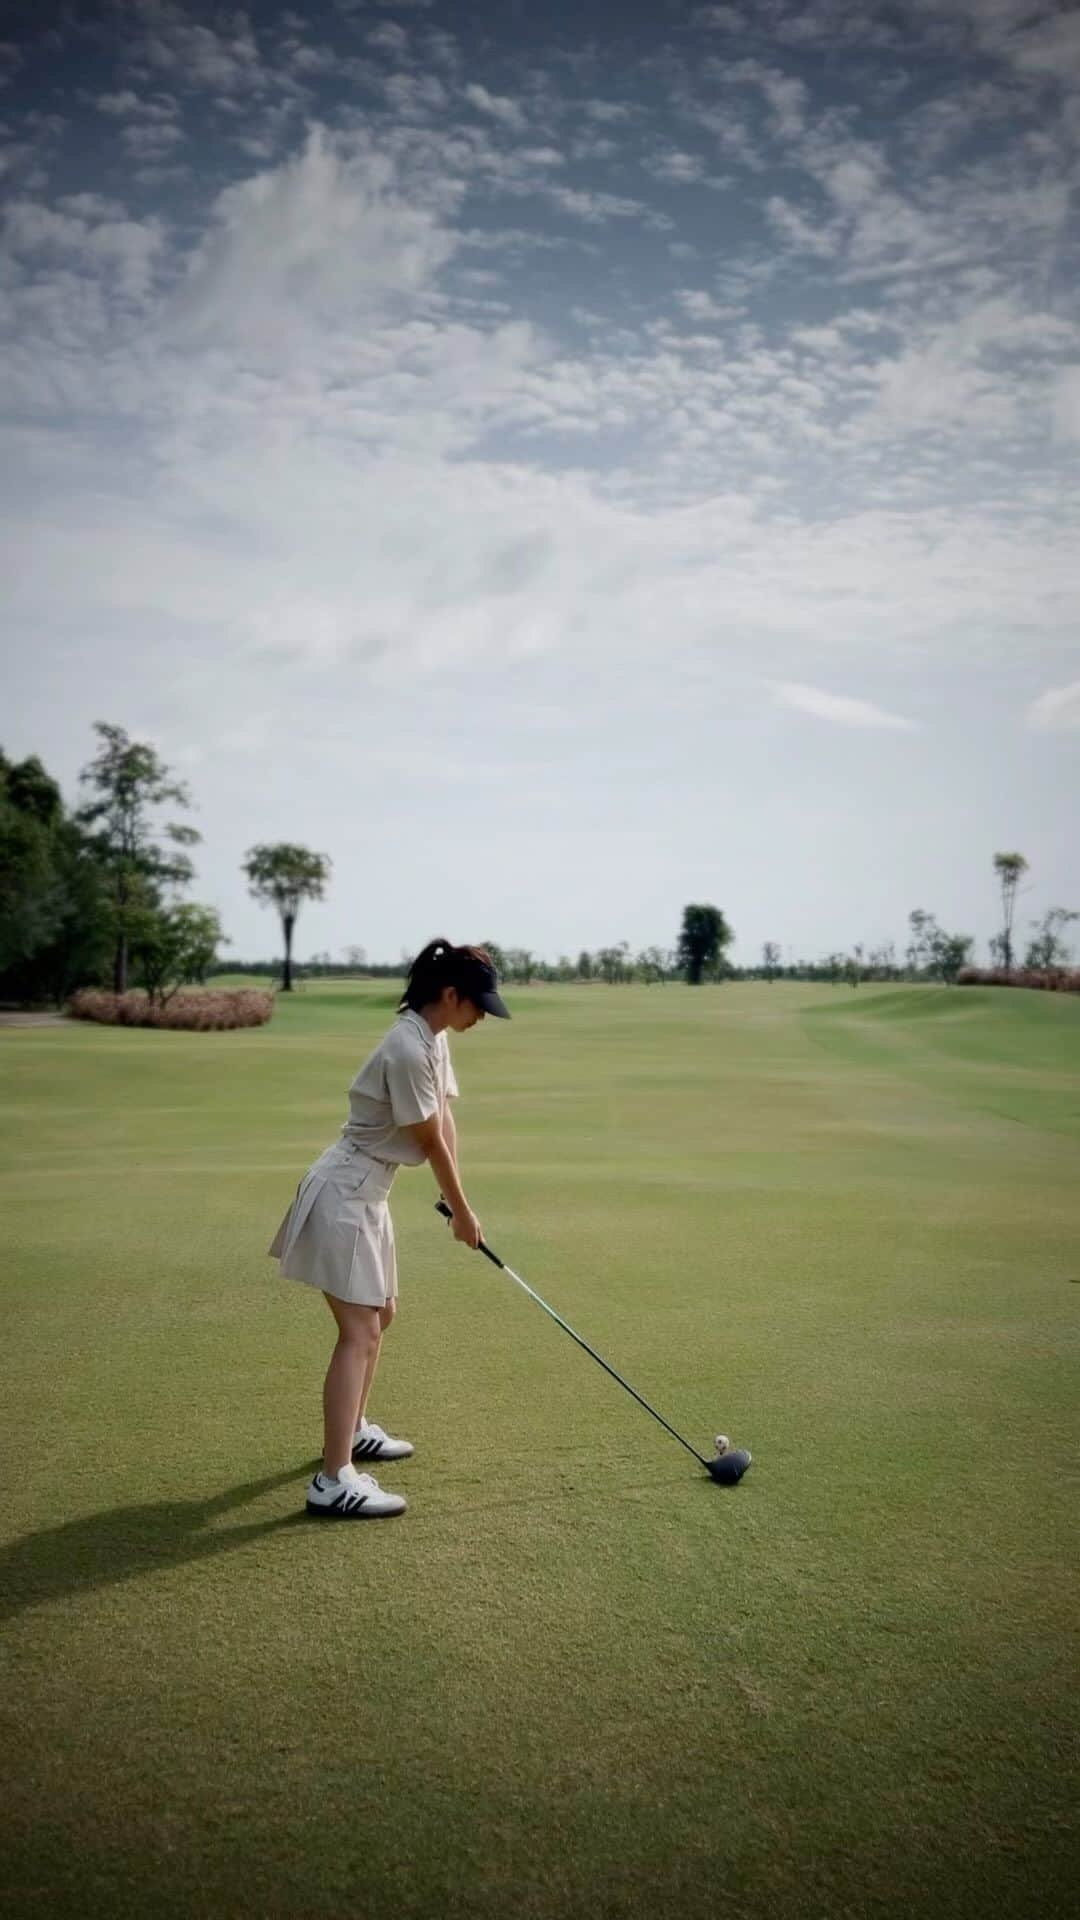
[332,1488,368,1512]
[352,1436,380,1458]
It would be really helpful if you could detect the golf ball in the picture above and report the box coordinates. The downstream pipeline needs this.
[714,1435,730,1456]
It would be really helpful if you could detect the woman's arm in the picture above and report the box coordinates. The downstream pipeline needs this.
[407,1113,479,1248]
[442,1098,458,1176]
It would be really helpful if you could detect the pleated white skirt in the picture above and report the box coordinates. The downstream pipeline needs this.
[269,1141,399,1306]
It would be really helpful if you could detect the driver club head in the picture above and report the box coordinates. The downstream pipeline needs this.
[705,1447,752,1486]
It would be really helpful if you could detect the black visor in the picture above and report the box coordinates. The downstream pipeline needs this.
[464,957,511,1018]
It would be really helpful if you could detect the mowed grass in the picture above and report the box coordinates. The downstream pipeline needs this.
[1,980,1077,1920]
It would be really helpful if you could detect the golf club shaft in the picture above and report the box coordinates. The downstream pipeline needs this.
[435,1200,708,1468]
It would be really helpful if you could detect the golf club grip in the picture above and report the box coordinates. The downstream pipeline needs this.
[434,1197,504,1269]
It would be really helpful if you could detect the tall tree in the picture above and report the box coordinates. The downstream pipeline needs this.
[0,749,117,1005]
[131,903,228,1005]
[929,930,973,983]
[0,751,65,975]
[677,904,734,984]
[762,941,780,983]
[906,909,972,984]
[1024,907,1078,970]
[992,851,1029,972]
[596,943,630,984]
[76,723,200,993]
[868,941,897,980]
[637,945,667,984]
[907,909,933,976]
[3,753,63,828]
[481,939,508,981]
[243,843,331,992]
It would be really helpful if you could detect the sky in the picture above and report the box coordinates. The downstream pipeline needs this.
[2,0,1078,969]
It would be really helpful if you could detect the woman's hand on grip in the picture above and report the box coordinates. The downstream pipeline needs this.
[452,1207,481,1250]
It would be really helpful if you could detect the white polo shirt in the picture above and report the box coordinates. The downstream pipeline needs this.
[339,1009,459,1166]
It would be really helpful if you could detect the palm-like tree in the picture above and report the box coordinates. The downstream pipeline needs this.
[242,843,331,991]
[992,852,1029,972]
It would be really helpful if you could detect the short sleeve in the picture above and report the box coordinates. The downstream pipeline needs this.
[384,1037,440,1128]
[441,1033,460,1100]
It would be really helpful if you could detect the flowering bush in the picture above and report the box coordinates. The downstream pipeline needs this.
[956,966,1080,995]
[69,988,274,1029]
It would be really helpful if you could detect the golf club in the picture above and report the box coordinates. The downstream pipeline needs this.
[435,1200,751,1485]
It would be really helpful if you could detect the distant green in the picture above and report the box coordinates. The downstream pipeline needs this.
[1,981,1077,1919]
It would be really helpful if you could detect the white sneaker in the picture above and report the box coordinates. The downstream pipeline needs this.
[352,1417,415,1463]
[305,1462,406,1519]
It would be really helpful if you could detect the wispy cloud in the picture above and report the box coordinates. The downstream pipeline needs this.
[463,82,528,132]
[1054,368,1080,443]
[123,0,264,95]
[94,89,179,121]
[644,149,707,185]
[1026,682,1080,732]
[367,23,409,58]
[773,683,916,730]
[167,126,460,349]
[0,41,23,89]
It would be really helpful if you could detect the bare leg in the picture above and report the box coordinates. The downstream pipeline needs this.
[357,1298,397,1429]
[322,1296,380,1474]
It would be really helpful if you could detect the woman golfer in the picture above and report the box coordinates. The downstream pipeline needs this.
[270,940,510,1519]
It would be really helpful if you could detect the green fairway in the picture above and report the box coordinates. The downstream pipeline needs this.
[1,982,1077,1919]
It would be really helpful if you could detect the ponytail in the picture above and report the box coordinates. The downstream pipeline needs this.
[400,939,459,1013]
[399,940,498,1014]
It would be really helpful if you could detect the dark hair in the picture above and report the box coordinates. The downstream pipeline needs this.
[399,940,497,1014]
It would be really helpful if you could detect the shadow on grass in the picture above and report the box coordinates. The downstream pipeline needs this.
[1,1462,321,1623]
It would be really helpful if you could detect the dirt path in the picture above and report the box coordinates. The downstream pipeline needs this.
[0,1012,68,1028]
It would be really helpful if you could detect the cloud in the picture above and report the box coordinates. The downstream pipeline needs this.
[934,0,1080,81]
[773,683,916,729]
[1053,368,1080,443]
[286,43,340,79]
[463,82,528,132]
[367,23,410,57]
[645,150,706,185]
[120,122,187,159]
[726,60,808,138]
[547,186,659,225]
[168,126,460,351]
[128,0,265,95]
[584,100,634,123]
[2,10,1076,674]
[676,287,727,321]
[1006,10,1080,80]
[57,192,126,220]
[3,196,165,299]
[765,194,836,257]
[1026,681,1080,732]
[383,71,448,119]
[95,89,179,121]
[859,297,1079,439]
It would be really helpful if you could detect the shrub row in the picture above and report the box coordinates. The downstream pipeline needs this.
[68,988,275,1029]
[956,966,1080,994]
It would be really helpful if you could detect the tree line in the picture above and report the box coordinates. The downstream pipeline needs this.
[0,723,330,1007]
[1,724,1074,1005]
